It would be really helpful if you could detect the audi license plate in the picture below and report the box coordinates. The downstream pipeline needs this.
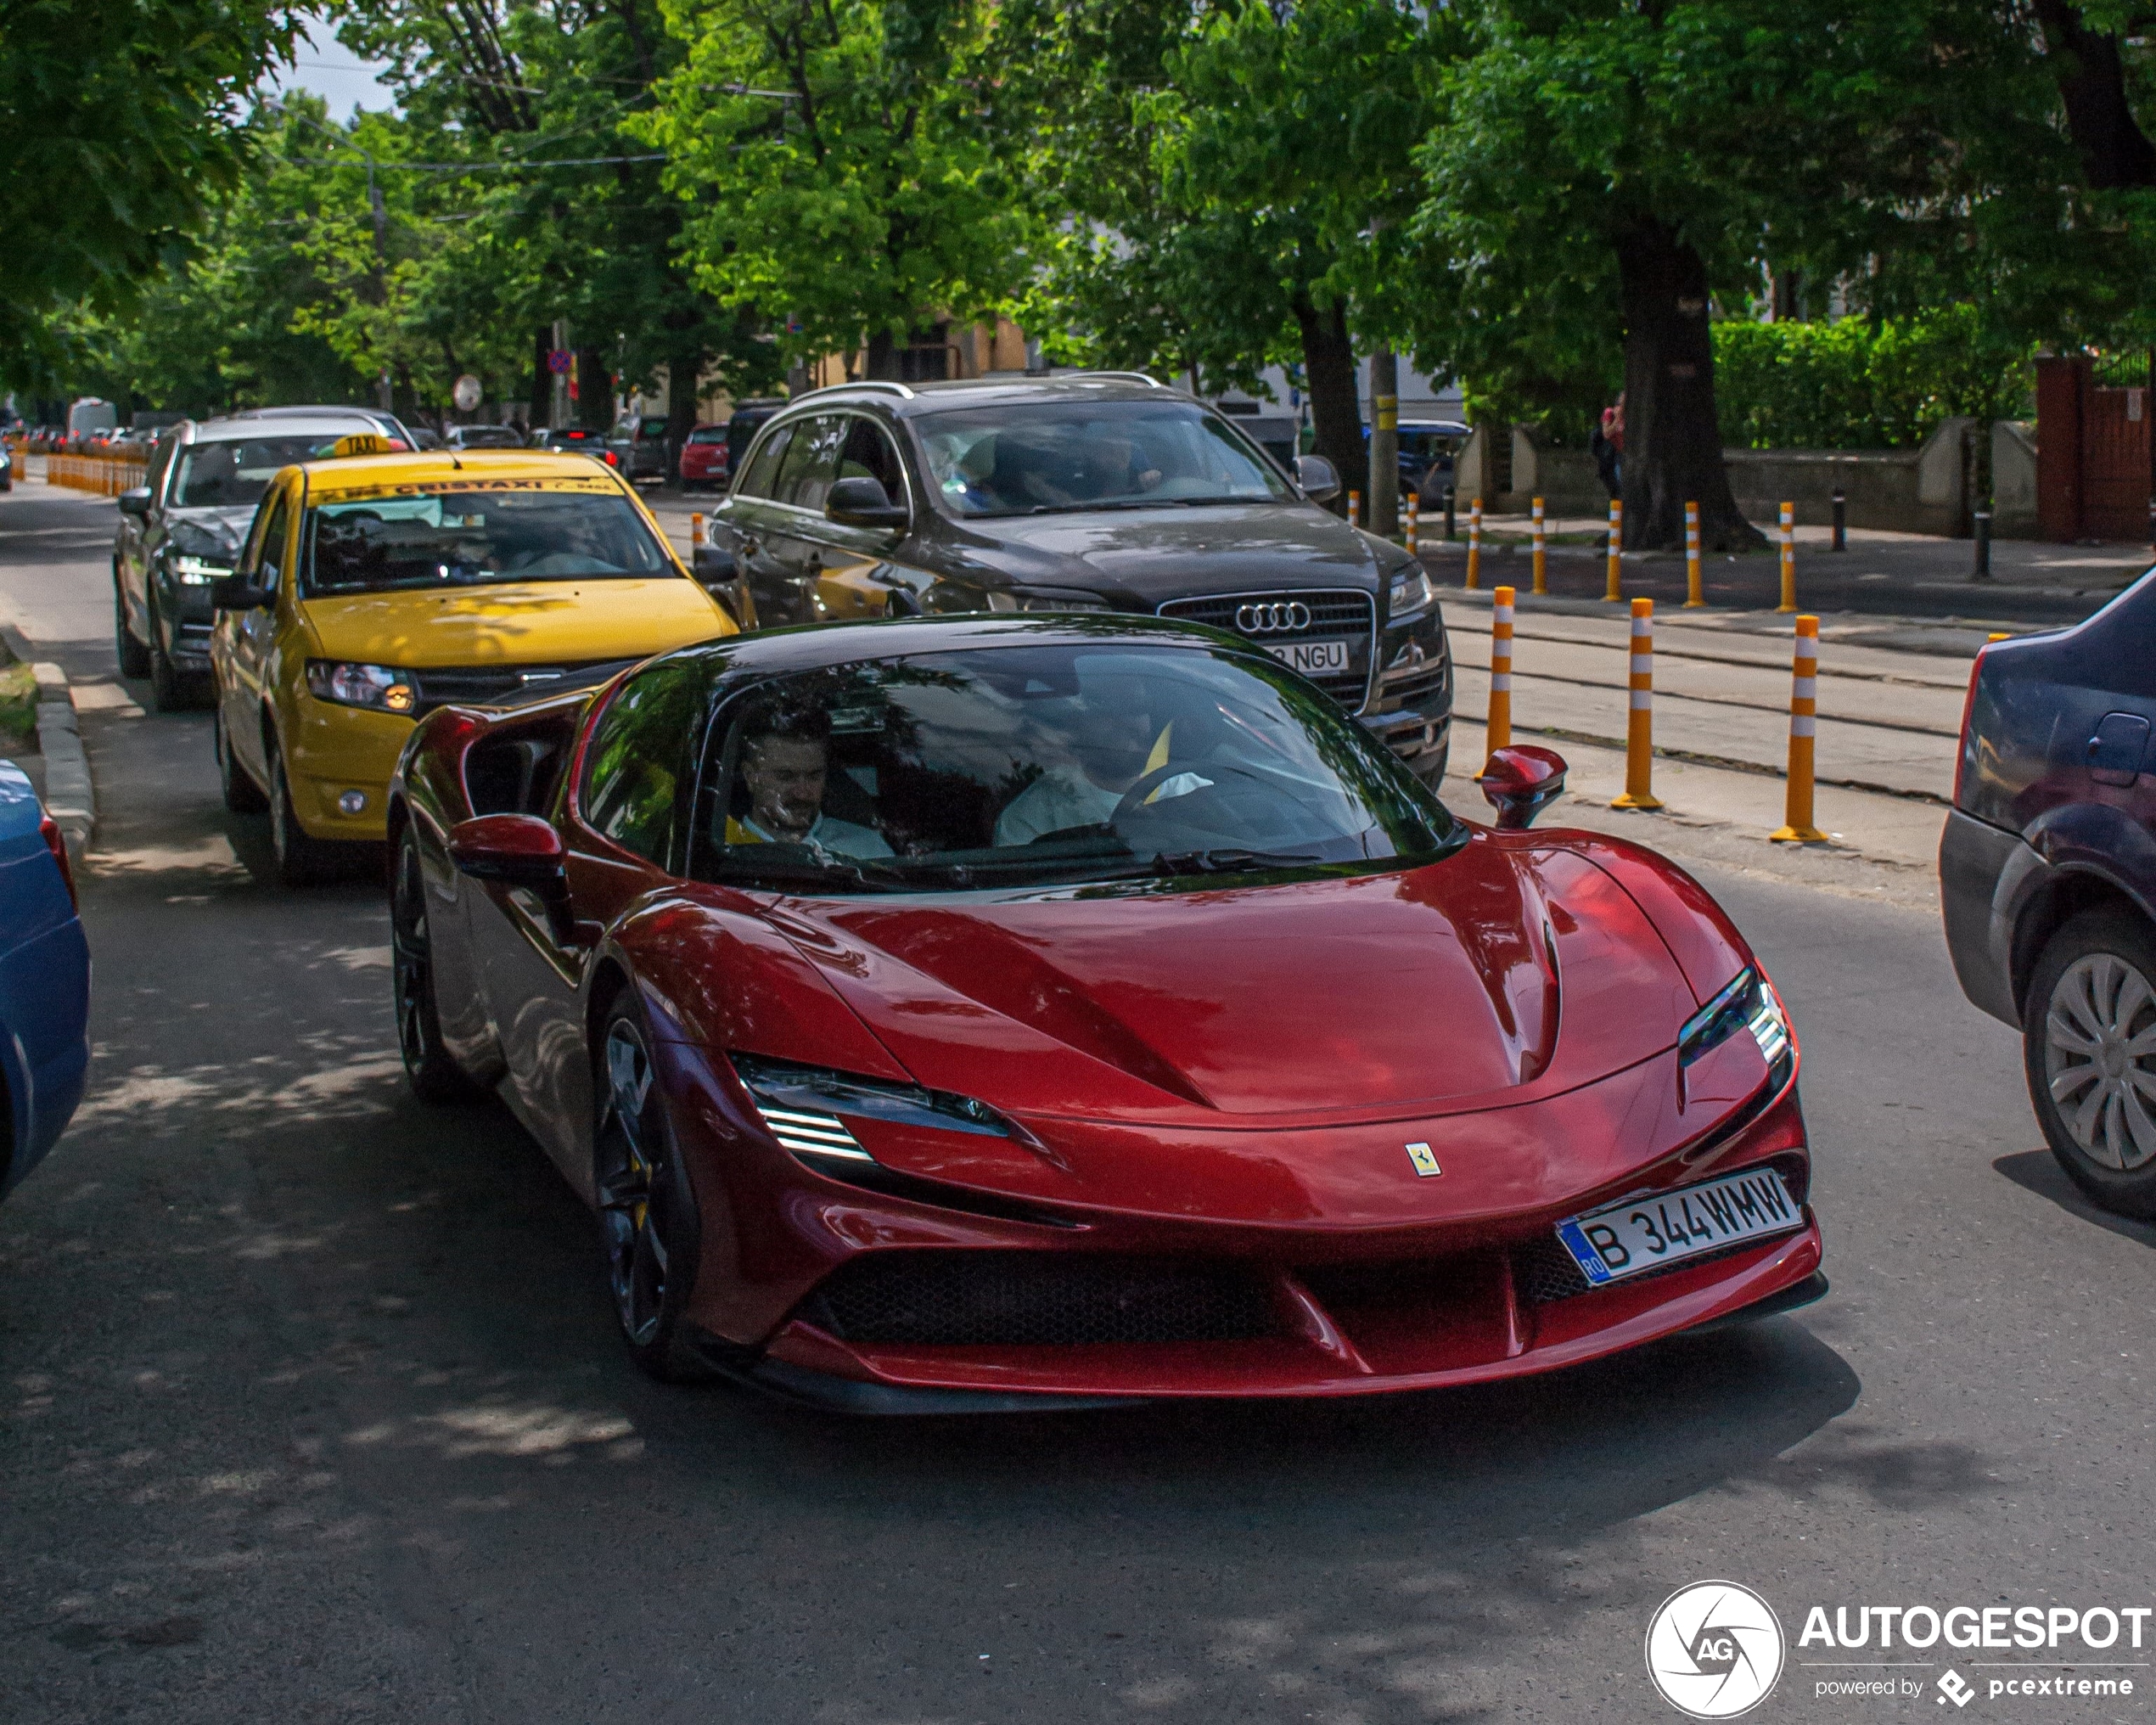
[1261,638,1351,677]
[1556,1166,1802,1287]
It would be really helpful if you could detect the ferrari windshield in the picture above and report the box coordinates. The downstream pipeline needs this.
[303,487,671,594]
[914,401,1295,517]
[692,642,1456,894]
[171,436,349,509]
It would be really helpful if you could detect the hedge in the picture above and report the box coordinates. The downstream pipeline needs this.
[1711,307,2033,451]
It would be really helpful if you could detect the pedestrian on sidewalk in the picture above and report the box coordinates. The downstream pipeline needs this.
[1592,393,1625,499]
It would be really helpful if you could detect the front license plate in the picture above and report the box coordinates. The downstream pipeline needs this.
[1556,1167,1802,1287]
[1262,638,1351,676]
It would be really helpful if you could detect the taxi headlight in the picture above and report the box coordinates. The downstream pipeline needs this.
[170,553,234,585]
[305,659,417,715]
[1388,567,1435,620]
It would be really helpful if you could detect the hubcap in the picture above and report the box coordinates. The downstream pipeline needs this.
[596,1020,671,1346]
[2045,952,2156,1171]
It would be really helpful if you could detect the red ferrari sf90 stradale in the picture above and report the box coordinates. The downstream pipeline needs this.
[386,615,1822,1410]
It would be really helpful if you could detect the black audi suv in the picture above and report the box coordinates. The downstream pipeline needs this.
[701,374,1451,784]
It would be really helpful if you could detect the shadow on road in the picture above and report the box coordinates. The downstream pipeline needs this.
[1992,1149,2156,1249]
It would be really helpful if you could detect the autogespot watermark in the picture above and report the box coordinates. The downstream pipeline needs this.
[1648,1585,2151,1713]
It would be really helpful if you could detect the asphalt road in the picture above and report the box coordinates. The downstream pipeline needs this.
[4,483,2154,1723]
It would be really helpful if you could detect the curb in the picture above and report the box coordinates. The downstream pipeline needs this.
[2,624,93,866]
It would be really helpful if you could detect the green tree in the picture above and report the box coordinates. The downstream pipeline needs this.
[0,0,302,389]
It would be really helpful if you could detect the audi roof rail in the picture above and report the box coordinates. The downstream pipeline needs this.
[790,379,917,403]
[1078,371,1165,388]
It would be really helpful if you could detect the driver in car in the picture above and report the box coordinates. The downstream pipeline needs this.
[725,712,892,859]
[995,677,1209,846]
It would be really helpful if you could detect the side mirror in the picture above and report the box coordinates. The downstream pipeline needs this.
[826,475,910,530]
[117,486,152,517]
[448,814,576,938]
[208,574,274,610]
[1293,454,1341,503]
[1479,745,1568,830]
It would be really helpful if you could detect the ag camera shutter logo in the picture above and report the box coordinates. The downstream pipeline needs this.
[1646,1581,1786,1718]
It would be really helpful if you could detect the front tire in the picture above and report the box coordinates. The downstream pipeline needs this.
[2024,908,2156,1217]
[593,1000,708,1381]
[390,828,480,1103]
[265,728,332,887]
[115,576,149,678]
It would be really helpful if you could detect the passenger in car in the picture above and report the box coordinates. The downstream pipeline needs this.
[725,711,892,858]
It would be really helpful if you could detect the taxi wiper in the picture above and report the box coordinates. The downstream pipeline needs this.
[1149,847,1324,874]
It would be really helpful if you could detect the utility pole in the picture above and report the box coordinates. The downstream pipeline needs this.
[551,318,570,430]
[1368,346,1400,538]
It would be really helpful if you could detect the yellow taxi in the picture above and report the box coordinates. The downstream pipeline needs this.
[209,441,737,883]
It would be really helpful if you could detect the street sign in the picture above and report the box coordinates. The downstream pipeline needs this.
[452,374,483,412]
[547,350,572,375]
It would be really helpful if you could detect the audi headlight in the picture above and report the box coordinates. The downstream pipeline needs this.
[305,659,416,714]
[1388,566,1435,621]
[731,1053,1016,1171]
[170,553,234,585]
[1678,967,1792,1069]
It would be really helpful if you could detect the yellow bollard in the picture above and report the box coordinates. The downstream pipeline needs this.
[1610,597,1664,809]
[1487,585,1514,754]
[1349,488,1362,530]
[1603,497,1624,602]
[1530,497,1547,596]
[1770,615,1828,842]
[1777,502,1797,612]
[1465,498,1483,590]
[1683,501,1704,607]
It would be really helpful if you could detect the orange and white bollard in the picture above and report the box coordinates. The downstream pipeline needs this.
[1466,498,1483,590]
[1770,615,1828,842]
[1610,597,1663,809]
[1683,501,1704,607]
[1530,497,1547,596]
[1488,585,1514,754]
[1404,497,1419,554]
[1349,488,1362,530]
[690,512,708,553]
[1603,497,1624,602]
[1777,502,1797,613]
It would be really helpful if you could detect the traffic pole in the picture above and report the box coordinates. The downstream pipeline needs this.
[1349,488,1362,530]
[1488,585,1514,754]
[1531,497,1547,596]
[1769,615,1828,843]
[1683,501,1705,607]
[1611,597,1663,809]
[1466,498,1483,591]
[690,512,708,555]
[1405,497,1419,555]
[1603,497,1624,602]
[1831,488,1846,552]
[1972,508,1992,580]
[1777,502,1798,612]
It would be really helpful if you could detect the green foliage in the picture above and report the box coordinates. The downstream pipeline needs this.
[1712,310,2035,452]
[0,0,303,389]
[637,0,1031,372]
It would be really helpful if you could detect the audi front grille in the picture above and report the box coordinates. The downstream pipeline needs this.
[1155,588,1375,711]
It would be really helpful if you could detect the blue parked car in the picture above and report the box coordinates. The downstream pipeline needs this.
[1941,572,2156,1216]
[0,761,90,1198]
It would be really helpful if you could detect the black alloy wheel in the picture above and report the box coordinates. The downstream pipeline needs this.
[391,828,480,1104]
[114,573,149,677]
[2025,908,2156,1219]
[593,1000,709,1381]
[213,706,267,813]
[265,728,331,887]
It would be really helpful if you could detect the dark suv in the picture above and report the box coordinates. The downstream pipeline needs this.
[1941,572,2156,1216]
[113,409,411,711]
[703,374,1451,784]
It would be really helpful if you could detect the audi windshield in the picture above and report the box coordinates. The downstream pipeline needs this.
[691,641,1458,895]
[915,401,1295,518]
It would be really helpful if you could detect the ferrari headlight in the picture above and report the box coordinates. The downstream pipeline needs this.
[305,659,417,714]
[1388,567,1435,621]
[731,1054,1016,1170]
[1678,967,1791,1069]
[170,553,234,585]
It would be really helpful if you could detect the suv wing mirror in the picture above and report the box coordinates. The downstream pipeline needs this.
[1293,454,1341,503]
[117,486,152,518]
[826,475,910,530]
[1479,745,1568,830]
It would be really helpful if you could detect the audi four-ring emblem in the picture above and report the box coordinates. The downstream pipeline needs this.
[1235,601,1311,634]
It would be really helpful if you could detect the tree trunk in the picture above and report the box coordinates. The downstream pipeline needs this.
[665,346,701,481]
[529,325,552,428]
[1615,220,1761,552]
[575,349,610,430]
[2032,1,2156,188]
[863,329,899,381]
[1292,294,1360,514]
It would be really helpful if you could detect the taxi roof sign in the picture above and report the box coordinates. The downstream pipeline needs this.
[330,433,395,458]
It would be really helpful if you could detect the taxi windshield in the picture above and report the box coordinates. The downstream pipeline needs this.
[913,401,1294,518]
[171,436,346,509]
[691,642,1457,894]
[302,488,671,594]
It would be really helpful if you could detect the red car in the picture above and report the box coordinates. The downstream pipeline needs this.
[387,617,1822,1410]
[678,423,729,491]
